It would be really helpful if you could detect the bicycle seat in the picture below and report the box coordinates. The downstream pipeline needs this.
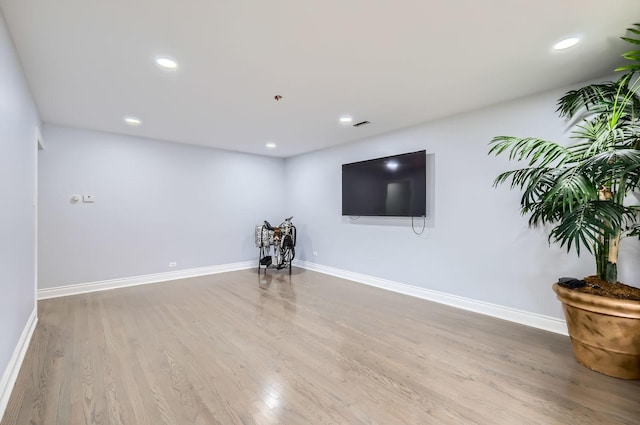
[263,220,275,231]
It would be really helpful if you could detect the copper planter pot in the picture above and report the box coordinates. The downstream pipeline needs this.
[553,283,640,380]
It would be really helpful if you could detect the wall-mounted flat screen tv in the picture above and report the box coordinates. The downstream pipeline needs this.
[342,150,426,217]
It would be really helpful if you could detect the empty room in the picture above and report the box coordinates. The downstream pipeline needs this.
[2,1,640,424]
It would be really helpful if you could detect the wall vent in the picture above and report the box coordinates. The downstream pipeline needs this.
[353,121,370,127]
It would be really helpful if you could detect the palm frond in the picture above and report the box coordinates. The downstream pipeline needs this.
[571,121,640,156]
[628,222,640,238]
[520,167,563,206]
[579,149,640,174]
[566,140,602,159]
[489,136,571,167]
[570,119,613,156]
[543,168,598,212]
[616,24,640,73]
[549,202,632,255]
[523,199,564,227]
[621,37,640,46]
[492,167,550,189]
[622,49,640,61]
[557,76,640,124]
[557,82,618,118]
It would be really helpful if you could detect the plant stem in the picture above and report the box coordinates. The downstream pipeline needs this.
[597,237,609,280]
[605,233,620,284]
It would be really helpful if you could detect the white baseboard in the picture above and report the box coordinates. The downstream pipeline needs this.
[0,309,37,421]
[297,260,568,336]
[35,259,568,335]
[37,261,255,300]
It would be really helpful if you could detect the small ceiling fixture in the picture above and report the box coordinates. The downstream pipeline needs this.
[265,142,277,149]
[553,37,580,50]
[386,160,399,171]
[123,116,142,126]
[339,116,353,124]
[155,56,178,69]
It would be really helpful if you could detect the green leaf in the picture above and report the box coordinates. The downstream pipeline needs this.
[621,36,640,45]
[627,27,640,36]
[622,51,640,60]
[615,64,640,72]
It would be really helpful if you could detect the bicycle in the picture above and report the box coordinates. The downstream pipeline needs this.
[255,216,296,274]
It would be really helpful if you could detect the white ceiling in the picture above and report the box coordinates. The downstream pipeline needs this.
[1,1,639,158]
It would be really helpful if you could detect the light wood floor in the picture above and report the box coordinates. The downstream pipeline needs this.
[2,268,639,425]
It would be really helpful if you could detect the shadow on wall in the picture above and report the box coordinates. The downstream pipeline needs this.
[619,240,640,285]
[293,223,312,262]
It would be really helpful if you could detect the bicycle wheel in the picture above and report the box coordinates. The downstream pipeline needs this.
[283,246,295,274]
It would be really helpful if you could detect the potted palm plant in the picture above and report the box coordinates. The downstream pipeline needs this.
[489,24,640,379]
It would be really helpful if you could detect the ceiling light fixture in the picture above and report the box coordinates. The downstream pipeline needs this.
[266,142,277,149]
[155,56,178,69]
[339,116,353,124]
[123,116,142,126]
[553,37,580,50]
[386,160,399,171]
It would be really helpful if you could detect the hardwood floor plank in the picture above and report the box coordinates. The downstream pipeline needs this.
[2,268,639,424]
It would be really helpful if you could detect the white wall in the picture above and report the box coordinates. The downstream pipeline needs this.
[0,10,39,401]
[38,125,285,288]
[33,75,640,320]
[285,85,640,319]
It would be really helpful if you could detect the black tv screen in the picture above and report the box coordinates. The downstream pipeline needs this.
[342,150,426,217]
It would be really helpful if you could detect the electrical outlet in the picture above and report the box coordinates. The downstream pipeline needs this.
[312,251,318,257]
[169,262,177,267]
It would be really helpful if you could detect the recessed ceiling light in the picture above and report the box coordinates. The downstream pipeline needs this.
[266,142,277,149]
[155,56,178,69]
[339,116,353,124]
[123,116,142,126]
[553,37,580,50]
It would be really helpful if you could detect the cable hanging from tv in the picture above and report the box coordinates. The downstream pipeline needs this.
[412,215,426,235]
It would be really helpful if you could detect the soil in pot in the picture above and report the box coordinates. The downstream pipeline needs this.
[573,276,640,301]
